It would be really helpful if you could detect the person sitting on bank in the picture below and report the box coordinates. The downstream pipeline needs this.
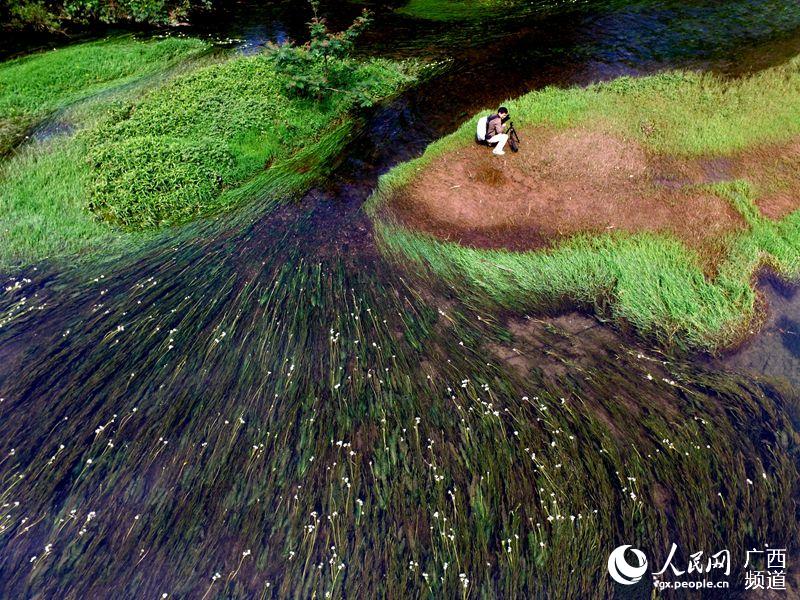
[486,106,510,156]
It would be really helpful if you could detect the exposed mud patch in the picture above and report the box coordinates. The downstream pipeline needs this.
[743,139,800,220]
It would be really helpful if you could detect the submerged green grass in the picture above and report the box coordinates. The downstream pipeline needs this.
[370,56,800,350]
[1,229,798,597]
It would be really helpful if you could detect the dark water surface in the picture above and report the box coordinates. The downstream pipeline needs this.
[2,1,800,597]
[721,272,800,387]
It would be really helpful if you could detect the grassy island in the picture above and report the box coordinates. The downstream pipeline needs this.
[397,0,509,21]
[0,33,419,269]
[369,56,800,350]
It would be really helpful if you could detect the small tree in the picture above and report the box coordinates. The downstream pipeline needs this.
[269,0,373,101]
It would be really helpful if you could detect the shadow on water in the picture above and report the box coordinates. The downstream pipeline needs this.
[2,0,800,597]
[720,272,800,388]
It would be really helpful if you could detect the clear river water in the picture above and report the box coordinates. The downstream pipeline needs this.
[2,1,800,597]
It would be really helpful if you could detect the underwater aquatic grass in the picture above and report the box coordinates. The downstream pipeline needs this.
[0,225,797,597]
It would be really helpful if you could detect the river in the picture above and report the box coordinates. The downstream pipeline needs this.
[1,1,800,597]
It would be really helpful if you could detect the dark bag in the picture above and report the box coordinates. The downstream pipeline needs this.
[507,121,520,152]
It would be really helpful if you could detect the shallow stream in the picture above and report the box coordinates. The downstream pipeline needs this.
[2,1,800,596]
